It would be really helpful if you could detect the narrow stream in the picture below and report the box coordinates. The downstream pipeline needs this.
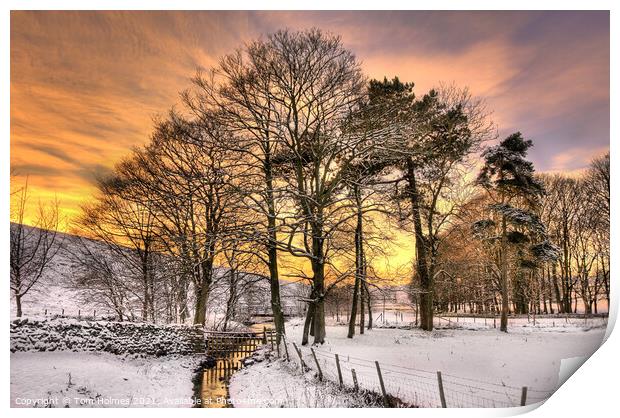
[200,322,272,408]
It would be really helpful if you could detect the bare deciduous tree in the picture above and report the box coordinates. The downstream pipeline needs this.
[10,181,61,317]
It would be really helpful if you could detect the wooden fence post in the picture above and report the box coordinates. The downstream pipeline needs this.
[375,361,389,407]
[282,334,290,361]
[437,371,447,408]
[335,354,343,386]
[351,369,359,391]
[310,348,323,381]
[520,386,528,406]
[292,342,307,371]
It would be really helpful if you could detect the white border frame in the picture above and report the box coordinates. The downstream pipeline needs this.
[2,2,615,417]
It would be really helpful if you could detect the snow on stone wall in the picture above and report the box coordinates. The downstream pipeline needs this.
[10,318,205,356]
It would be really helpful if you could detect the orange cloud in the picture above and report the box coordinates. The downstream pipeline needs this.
[10,10,609,240]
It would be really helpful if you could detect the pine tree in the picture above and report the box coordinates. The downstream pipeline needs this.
[363,77,488,331]
[474,132,556,332]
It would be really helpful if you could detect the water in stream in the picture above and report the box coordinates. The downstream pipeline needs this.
[200,322,273,408]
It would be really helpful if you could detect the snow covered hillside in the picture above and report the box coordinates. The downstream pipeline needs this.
[9,223,308,324]
[9,224,111,318]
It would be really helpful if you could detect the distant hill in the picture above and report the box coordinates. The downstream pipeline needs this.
[9,223,110,318]
[9,223,308,323]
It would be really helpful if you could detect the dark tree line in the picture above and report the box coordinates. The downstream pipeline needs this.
[434,152,609,327]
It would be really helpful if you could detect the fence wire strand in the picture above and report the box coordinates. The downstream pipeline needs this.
[283,341,555,408]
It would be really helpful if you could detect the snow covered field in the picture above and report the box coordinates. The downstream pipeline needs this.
[10,352,201,408]
[342,309,608,331]
[231,319,607,407]
[8,317,608,408]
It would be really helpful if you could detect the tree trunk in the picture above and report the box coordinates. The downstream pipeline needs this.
[302,296,315,345]
[562,221,572,314]
[601,256,610,309]
[268,240,285,342]
[359,279,365,334]
[307,217,327,344]
[407,158,433,331]
[312,260,326,344]
[142,257,150,321]
[178,274,189,323]
[313,299,325,344]
[364,279,373,330]
[551,263,561,313]
[223,269,237,331]
[193,257,214,326]
[265,164,286,343]
[349,184,364,338]
[347,268,360,338]
[148,269,156,322]
[15,293,23,318]
[500,215,509,332]
[194,282,210,326]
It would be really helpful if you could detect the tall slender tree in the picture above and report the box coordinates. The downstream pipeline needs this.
[186,47,289,340]
[361,78,491,331]
[475,132,551,332]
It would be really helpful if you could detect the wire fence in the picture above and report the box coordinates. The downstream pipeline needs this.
[364,310,609,331]
[431,313,608,330]
[17,306,608,330]
[275,333,555,408]
[12,308,120,322]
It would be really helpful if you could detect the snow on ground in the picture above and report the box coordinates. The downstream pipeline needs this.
[10,352,201,408]
[339,309,608,331]
[275,319,607,407]
[229,348,381,408]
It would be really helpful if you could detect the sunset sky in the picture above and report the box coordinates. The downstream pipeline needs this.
[10,10,610,229]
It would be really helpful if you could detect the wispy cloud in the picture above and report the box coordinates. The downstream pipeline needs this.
[10,11,609,224]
